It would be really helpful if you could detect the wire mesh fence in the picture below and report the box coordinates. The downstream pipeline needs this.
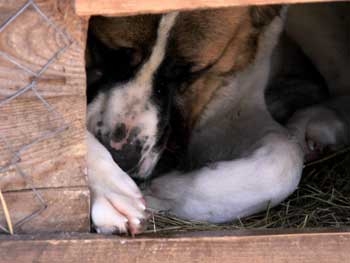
[0,0,73,234]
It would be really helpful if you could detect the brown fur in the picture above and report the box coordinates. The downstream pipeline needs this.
[88,6,281,129]
[89,14,160,49]
[87,14,161,68]
[172,6,281,129]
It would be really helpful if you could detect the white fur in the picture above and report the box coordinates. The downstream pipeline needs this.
[146,134,303,222]
[287,105,348,161]
[87,12,179,234]
[87,12,178,178]
[87,131,146,234]
[145,9,304,223]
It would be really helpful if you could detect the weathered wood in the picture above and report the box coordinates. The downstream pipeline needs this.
[0,0,89,233]
[75,0,348,16]
[1,231,350,262]
[0,1,88,98]
[0,1,27,26]
[0,96,86,191]
[0,187,90,234]
[0,0,88,191]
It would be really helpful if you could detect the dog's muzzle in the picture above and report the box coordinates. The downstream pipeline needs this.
[98,122,169,178]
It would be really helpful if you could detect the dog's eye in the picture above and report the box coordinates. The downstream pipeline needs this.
[178,83,188,94]
[155,88,163,97]
[155,81,166,96]
[123,47,143,67]
[111,47,143,68]
[158,57,194,82]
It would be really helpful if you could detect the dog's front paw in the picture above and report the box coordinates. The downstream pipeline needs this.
[91,185,147,235]
[87,131,147,235]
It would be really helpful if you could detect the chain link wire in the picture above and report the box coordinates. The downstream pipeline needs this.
[0,0,73,233]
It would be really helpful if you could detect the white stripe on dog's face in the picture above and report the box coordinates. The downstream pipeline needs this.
[87,12,178,178]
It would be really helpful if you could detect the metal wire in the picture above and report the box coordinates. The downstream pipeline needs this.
[0,0,74,233]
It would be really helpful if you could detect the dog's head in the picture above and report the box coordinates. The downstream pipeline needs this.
[86,6,282,178]
[87,13,177,178]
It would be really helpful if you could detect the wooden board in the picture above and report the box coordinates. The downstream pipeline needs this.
[75,0,348,16]
[1,231,350,262]
[0,187,90,234]
[0,95,86,191]
[0,0,90,233]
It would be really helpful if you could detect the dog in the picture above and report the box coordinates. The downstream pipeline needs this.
[86,3,350,234]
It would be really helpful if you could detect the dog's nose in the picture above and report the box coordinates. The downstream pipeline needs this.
[109,125,143,174]
[110,141,142,173]
[110,125,141,150]
[110,123,127,150]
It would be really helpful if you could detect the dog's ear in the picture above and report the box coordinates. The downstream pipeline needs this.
[250,5,283,28]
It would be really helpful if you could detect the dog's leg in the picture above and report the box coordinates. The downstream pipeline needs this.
[145,132,303,223]
[287,96,350,162]
[87,131,147,234]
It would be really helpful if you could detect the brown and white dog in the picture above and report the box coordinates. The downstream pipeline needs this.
[86,3,350,234]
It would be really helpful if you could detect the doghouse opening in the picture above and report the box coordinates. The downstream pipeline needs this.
[85,1,350,235]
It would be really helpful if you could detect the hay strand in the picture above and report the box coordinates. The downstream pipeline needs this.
[0,190,13,235]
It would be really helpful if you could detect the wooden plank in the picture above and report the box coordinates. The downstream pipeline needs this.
[0,1,88,191]
[75,0,348,16]
[1,231,350,262]
[0,95,86,192]
[0,1,88,190]
[0,187,90,234]
[0,0,90,232]
[0,0,87,90]
[0,1,27,26]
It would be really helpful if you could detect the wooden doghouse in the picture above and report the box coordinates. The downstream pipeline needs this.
[0,0,350,262]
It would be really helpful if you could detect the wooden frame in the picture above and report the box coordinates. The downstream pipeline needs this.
[75,0,348,16]
[1,230,350,262]
[1,0,350,261]
[0,0,90,233]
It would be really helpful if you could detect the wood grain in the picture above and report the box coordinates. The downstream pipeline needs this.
[75,0,348,16]
[0,187,90,234]
[0,1,87,99]
[0,0,88,191]
[0,0,90,233]
[0,1,27,26]
[1,231,350,262]
[0,95,86,191]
